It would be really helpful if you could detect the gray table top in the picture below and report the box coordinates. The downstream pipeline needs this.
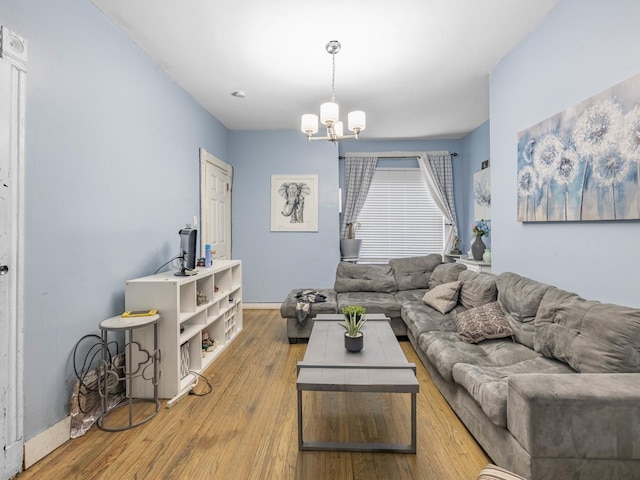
[297,316,418,391]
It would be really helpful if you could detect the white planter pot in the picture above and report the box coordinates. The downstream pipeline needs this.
[340,239,362,259]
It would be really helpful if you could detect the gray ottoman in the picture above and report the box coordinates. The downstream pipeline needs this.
[280,288,338,343]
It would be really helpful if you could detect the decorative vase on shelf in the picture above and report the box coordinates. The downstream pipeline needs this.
[482,248,491,264]
[471,235,486,261]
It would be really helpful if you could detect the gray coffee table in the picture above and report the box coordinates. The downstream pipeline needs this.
[296,314,419,453]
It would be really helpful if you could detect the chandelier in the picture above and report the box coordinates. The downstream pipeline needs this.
[301,40,366,143]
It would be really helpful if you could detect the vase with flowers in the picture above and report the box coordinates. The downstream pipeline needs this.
[471,219,490,261]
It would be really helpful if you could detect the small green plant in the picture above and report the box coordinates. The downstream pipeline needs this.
[340,305,367,337]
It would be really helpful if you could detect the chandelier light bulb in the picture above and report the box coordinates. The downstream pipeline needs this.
[348,111,366,133]
[301,114,319,135]
[320,101,339,126]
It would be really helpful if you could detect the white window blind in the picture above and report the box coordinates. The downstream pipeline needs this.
[357,168,444,263]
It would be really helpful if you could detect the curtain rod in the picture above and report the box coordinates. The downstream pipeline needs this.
[339,151,457,160]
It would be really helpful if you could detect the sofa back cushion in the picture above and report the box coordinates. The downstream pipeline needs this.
[389,254,442,291]
[458,270,497,309]
[427,263,467,289]
[334,262,397,293]
[496,272,552,349]
[535,287,640,373]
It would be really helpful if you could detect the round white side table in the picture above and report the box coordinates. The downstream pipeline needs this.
[97,314,161,431]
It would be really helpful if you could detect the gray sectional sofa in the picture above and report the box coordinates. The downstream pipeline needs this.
[281,255,640,479]
[281,255,465,343]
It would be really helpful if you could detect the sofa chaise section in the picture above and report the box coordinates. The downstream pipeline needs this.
[402,270,640,479]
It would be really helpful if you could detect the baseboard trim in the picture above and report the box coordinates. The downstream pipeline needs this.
[242,303,281,310]
[23,415,70,469]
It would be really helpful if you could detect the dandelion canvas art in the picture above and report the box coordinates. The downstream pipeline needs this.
[474,167,491,221]
[517,73,640,222]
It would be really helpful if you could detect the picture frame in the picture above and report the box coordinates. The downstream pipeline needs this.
[517,72,640,222]
[473,167,491,221]
[270,174,318,232]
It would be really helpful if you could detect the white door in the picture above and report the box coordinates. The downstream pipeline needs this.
[0,26,26,478]
[199,148,232,260]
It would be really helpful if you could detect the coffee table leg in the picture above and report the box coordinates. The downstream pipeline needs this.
[411,391,417,453]
[297,389,303,449]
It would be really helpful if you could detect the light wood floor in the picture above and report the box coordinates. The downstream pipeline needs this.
[16,310,489,480]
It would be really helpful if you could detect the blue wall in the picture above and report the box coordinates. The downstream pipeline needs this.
[1,0,229,439]
[229,131,339,302]
[491,0,640,307]
[460,121,491,253]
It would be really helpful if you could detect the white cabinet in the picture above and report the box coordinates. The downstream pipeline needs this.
[125,260,242,401]
[455,258,492,274]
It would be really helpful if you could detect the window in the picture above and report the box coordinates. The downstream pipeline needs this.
[357,168,444,263]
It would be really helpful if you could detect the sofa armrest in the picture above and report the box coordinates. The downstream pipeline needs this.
[508,373,640,459]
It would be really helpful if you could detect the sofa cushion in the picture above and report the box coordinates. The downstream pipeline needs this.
[458,270,498,310]
[389,254,442,291]
[334,262,397,294]
[336,292,401,318]
[452,356,575,427]
[427,262,467,289]
[496,272,552,349]
[534,286,640,373]
[401,301,462,339]
[422,281,462,314]
[455,302,513,344]
[395,289,427,304]
[419,331,541,382]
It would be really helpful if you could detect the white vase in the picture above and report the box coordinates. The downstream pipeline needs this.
[482,249,491,263]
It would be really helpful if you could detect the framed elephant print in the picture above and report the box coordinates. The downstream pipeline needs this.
[270,174,319,232]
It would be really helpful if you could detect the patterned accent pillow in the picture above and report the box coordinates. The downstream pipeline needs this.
[422,281,462,314]
[455,302,513,344]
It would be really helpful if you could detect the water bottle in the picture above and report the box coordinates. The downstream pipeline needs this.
[205,244,212,268]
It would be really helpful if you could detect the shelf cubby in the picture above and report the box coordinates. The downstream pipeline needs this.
[179,282,196,314]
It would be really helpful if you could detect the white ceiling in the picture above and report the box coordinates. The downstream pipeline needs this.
[91,0,559,140]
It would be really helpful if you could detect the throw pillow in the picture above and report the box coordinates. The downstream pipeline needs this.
[455,302,513,344]
[422,281,462,314]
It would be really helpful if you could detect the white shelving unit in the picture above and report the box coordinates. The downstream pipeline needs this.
[125,260,242,401]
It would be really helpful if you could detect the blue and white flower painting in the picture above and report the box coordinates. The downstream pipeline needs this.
[474,167,491,221]
[517,74,640,222]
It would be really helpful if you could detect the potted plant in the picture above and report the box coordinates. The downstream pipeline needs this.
[340,222,362,259]
[340,305,367,352]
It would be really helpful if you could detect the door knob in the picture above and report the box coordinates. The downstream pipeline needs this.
[0,265,8,275]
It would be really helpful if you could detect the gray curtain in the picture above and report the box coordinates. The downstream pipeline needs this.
[417,153,459,254]
[340,156,377,239]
